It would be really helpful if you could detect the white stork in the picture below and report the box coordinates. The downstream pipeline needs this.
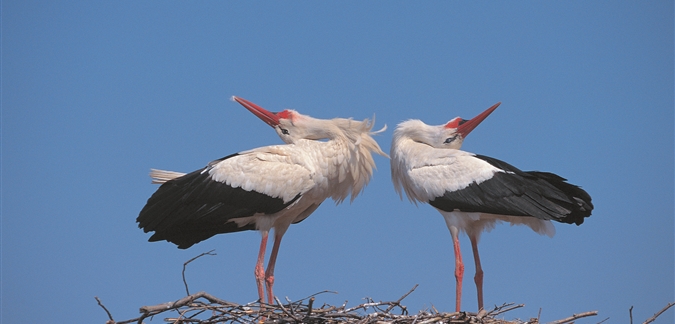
[137,96,387,304]
[390,103,593,312]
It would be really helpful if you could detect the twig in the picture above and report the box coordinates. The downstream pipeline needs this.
[643,302,675,324]
[549,310,598,324]
[344,302,383,313]
[182,250,216,295]
[275,296,300,322]
[630,305,634,324]
[95,296,115,323]
[384,284,418,314]
[306,296,315,317]
[140,291,237,314]
[299,290,338,301]
[488,303,524,316]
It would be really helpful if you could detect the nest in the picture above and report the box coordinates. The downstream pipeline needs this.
[96,252,673,324]
[96,287,601,324]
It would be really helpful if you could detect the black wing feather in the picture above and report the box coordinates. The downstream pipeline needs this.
[429,154,593,225]
[137,154,301,249]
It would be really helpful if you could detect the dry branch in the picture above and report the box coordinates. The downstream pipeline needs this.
[643,302,675,324]
[487,303,524,316]
[548,310,598,324]
[182,250,216,295]
[96,296,115,324]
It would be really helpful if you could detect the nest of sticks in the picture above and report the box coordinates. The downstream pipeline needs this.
[96,251,673,324]
[97,287,607,324]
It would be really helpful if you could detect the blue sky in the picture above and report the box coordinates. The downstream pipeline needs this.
[2,1,673,323]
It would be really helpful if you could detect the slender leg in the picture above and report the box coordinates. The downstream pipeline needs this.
[254,231,269,303]
[265,232,284,304]
[469,234,484,311]
[449,226,464,312]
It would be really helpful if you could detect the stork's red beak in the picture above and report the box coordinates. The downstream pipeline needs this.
[232,96,280,127]
[456,102,501,137]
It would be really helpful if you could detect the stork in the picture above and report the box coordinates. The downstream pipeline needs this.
[390,103,593,312]
[137,96,387,304]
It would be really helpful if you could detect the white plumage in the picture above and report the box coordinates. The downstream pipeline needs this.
[138,96,387,305]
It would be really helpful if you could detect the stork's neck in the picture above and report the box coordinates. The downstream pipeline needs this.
[299,118,385,203]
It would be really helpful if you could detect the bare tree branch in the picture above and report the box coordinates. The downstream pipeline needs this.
[95,296,115,324]
[643,302,675,324]
[306,296,315,317]
[487,302,524,316]
[274,296,300,322]
[384,283,418,314]
[139,291,237,314]
[549,310,599,324]
[182,249,216,295]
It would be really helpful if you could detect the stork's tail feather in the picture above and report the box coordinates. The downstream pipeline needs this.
[150,169,186,184]
[529,171,594,225]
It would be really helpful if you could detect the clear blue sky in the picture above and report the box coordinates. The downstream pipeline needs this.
[3,1,673,323]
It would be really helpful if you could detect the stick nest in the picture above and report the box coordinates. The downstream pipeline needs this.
[98,286,598,324]
[97,251,673,324]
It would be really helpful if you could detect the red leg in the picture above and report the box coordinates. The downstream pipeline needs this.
[254,231,269,303]
[265,232,283,304]
[469,234,484,311]
[450,228,464,312]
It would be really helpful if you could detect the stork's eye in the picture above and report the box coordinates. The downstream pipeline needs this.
[280,128,290,135]
[444,135,457,144]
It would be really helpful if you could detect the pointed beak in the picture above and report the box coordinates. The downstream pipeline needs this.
[457,102,501,137]
[232,96,280,127]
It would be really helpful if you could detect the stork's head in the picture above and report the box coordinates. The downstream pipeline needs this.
[233,96,331,144]
[393,102,501,150]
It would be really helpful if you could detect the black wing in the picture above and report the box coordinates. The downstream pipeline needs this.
[429,154,593,225]
[137,154,301,249]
